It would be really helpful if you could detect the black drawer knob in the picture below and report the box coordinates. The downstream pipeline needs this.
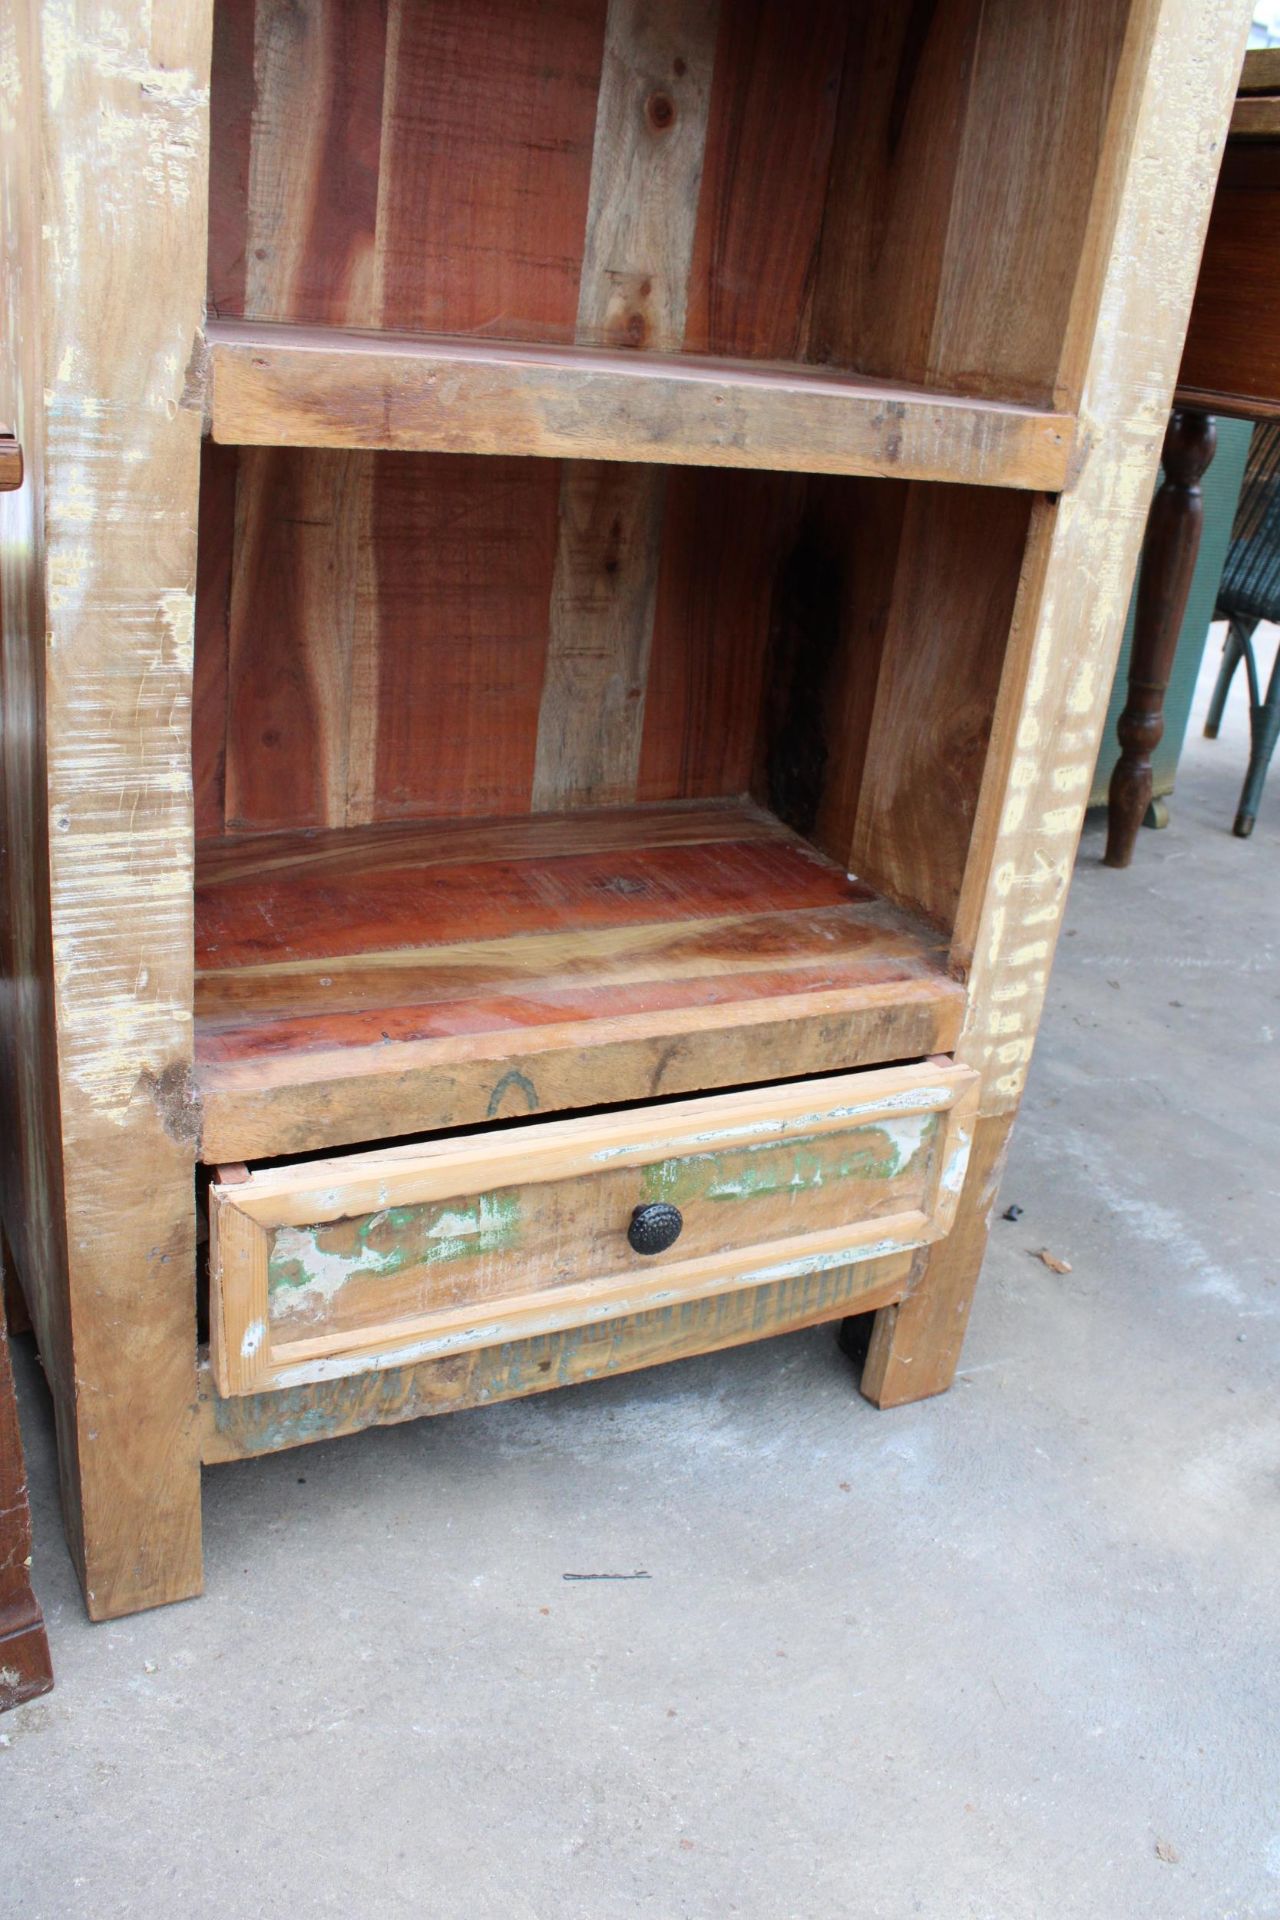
[628,1202,683,1256]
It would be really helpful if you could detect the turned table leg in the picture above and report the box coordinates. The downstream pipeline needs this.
[1105,408,1217,868]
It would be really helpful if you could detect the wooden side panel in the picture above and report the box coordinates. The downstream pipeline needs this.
[809,0,982,380]
[200,1253,914,1464]
[751,474,910,865]
[34,0,211,1617]
[638,467,805,801]
[375,0,606,339]
[1178,143,1280,417]
[372,455,561,820]
[683,0,848,360]
[850,485,1031,929]
[928,0,1133,407]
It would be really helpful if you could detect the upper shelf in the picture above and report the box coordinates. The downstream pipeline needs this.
[202,321,1076,494]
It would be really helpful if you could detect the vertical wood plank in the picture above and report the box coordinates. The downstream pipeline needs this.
[850,485,1031,929]
[376,0,607,340]
[684,0,848,361]
[373,455,561,821]
[808,0,981,378]
[533,0,719,811]
[637,468,805,802]
[225,449,375,831]
[243,0,388,328]
[752,475,910,868]
[193,442,238,837]
[31,0,212,1616]
[927,0,1132,407]
[206,0,257,319]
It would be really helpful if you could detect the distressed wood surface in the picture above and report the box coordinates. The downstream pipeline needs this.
[194,802,965,1160]
[210,1060,976,1393]
[861,0,1254,1405]
[198,1251,913,1464]
[531,0,718,812]
[0,433,21,492]
[9,0,213,1619]
[205,322,1077,489]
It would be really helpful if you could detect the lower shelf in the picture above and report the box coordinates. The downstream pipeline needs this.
[194,799,964,1161]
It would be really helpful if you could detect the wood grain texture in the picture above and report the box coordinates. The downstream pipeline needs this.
[683,0,848,360]
[243,0,388,327]
[0,433,22,493]
[864,0,1254,1403]
[850,485,1032,929]
[371,454,560,821]
[209,1061,975,1393]
[22,0,212,1618]
[532,0,719,811]
[224,447,377,830]
[1228,95,1280,137]
[1178,141,1280,420]
[193,802,966,1161]
[206,322,1076,489]
[376,0,606,339]
[199,1251,914,1464]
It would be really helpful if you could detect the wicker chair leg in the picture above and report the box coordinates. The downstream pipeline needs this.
[1203,618,1251,739]
[1234,640,1280,837]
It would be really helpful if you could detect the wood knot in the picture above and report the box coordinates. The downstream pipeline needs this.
[645,91,676,132]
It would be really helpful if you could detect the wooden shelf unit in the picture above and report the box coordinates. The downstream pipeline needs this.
[0,0,1251,1618]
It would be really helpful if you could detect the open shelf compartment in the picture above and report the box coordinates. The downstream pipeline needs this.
[194,800,965,1164]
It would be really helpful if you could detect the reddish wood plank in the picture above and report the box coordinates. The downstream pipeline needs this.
[376,0,607,340]
[371,454,561,821]
[241,0,389,326]
[196,833,866,971]
[206,0,256,319]
[224,447,373,831]
[683,0,849,360]
[637,467,805,801]
[193,442,238,837]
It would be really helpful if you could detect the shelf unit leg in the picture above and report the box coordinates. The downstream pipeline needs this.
[852,1114,1012,1408]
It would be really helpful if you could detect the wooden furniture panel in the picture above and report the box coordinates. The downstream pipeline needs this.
[193,801,966,1160]
[209,1059,978,1394]
[1,0,1250,1618]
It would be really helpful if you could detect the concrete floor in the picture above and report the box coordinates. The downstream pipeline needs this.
[2,644,1278,1920]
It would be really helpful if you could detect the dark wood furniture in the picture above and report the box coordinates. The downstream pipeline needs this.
[1106,48,1279,865]
[1,1245,53,1713]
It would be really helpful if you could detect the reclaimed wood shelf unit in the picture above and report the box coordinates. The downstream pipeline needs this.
[0,0,1251,1618]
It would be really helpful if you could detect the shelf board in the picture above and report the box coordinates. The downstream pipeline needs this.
[203,320,1075,493]
[193,800,965,1163]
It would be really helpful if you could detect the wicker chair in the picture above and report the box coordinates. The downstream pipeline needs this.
[1206,421,1280,836]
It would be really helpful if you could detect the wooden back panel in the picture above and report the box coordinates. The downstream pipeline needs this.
[208,0,1133,400]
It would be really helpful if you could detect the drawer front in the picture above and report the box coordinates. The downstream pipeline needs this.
[209,1059,978,1395]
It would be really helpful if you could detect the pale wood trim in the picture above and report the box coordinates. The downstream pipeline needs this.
[204,321,1077,492]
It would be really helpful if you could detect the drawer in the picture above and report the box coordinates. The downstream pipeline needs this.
[209,1058,978,1396]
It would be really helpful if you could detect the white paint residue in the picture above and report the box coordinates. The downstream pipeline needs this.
[590,1085,953,1163]
[271,1223,401,1311]
[240,1319,265,1360]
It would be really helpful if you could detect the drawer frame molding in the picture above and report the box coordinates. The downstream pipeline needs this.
[210,1060,978,1396]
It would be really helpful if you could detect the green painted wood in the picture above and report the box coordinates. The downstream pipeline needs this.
[1091,416,1254,809]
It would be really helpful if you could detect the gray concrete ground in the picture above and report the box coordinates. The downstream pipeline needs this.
[2,643,1278,1920]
